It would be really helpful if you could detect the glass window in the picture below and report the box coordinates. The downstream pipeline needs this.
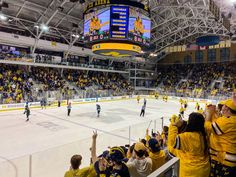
[184,55,192,64]
[208,49,216,62]
[220,48,230,61]
[195,50,204,63]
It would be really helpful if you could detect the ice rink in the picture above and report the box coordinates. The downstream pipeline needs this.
[0,98,203,177]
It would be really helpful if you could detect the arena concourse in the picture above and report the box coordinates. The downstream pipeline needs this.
[0,0,236,177]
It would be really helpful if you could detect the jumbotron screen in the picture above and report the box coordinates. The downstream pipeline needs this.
[84,7,111,42]
[83,6,151,46]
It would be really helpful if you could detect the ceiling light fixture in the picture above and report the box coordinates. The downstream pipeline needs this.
[0,13,7,21]
[40,24,49,32]
[72,34,80,38]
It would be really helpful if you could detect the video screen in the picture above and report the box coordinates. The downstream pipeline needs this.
[84,7,110,43]
[128,7,151,45]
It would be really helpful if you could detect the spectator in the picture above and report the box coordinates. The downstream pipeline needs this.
[64,155,82,177]
[147,138,166,172]
[109,147,130,177]
[127,142,152,177]
[168,112,210,177]
[205,95,236,177]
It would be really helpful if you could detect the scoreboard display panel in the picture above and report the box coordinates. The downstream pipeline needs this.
[128,7,151,46]
[110,6,129,39]
[84,4,151,46]
[84,7,110,42]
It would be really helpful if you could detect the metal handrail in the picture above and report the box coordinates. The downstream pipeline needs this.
[147,157,180,177]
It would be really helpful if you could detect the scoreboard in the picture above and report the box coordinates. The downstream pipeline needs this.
[83,0,151,57]
[110,6,129,39]
[84,5,151,46]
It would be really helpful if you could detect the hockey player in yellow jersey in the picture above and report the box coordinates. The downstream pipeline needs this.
[168,112,210,177]
[179,106,185,117]
[179,98,184,106]
[195,102,200,111]
[184,100,188,109]
[155,92,159,99]
[205,95,236,177]
[137,95,140,103]
[163,95,168,102]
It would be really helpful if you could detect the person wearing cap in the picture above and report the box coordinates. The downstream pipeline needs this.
[205,97,236,177]
[168,112,210,177]
[127,142,152,177]
[148,138,166,173]
[109,146,130,177]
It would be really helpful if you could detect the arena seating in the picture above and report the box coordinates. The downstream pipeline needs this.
[0,64,133,103]
[156,62,236,97]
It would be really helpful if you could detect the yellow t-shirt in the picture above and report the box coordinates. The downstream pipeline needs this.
[64,165,96,177]
[179,107,185,113]
[149,150,166,172]
[205,115,236,167]
[168,125,210,177]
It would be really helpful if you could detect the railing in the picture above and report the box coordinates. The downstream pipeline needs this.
[156,89,232,101]
[148,157,180,177]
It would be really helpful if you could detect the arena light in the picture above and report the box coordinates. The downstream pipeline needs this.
[72,34,80,38]
[0,13,7,21]
[230,0,236,3]
[40,24,49,32]
[150,53,157,57]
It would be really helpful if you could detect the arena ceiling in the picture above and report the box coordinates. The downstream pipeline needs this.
[0,0,235,58]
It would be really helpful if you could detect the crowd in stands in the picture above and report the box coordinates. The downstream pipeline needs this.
[64,70,133,94]
[0,64,133,103]
[31,67,65,91]
[0,64,33,103]
[156,62,236,98]
[64,93,236,177]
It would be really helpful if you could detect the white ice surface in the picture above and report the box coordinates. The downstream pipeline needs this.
[0,98,203,177]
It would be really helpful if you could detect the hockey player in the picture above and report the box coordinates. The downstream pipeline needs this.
[144,98,147,106]
[58,100,61,107]
[40,98,44,109]
[137,95,140,103]
[195,102,200,111]
[96,104,101,118]
[184,100,188,109]
[140,104,146,117]
[179,106,185,118]
[67,102,72,116]
[43,98,47,109]
[24,105,30,121]
[179,98,183,106]
[155,92,159,99]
